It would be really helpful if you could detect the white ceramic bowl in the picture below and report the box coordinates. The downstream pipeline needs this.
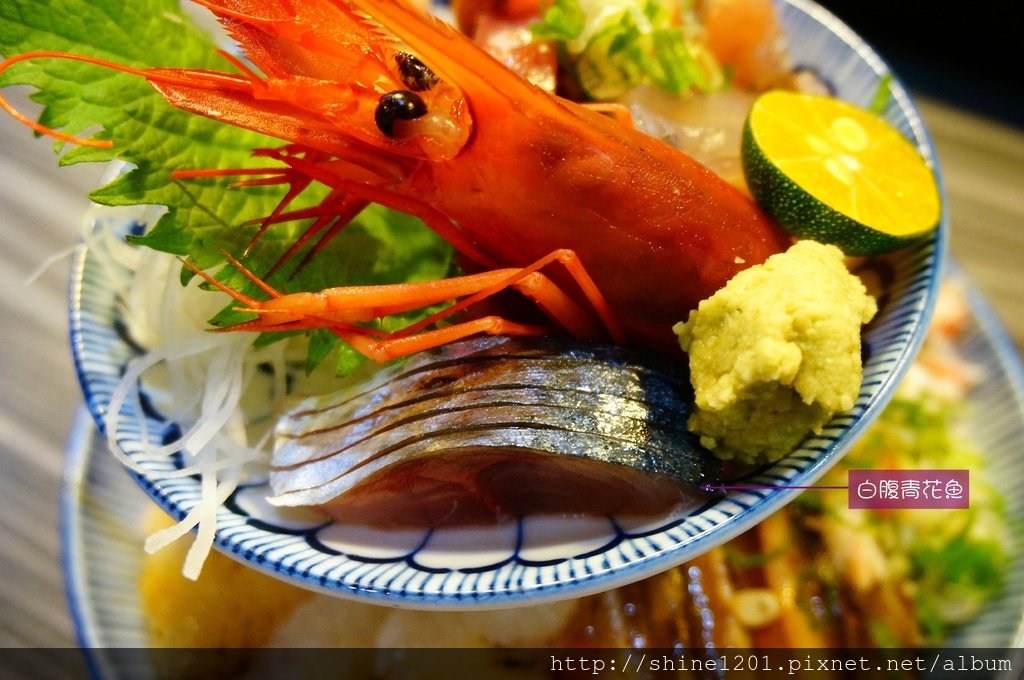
[70,0,945,607]
[66,267,1024,675]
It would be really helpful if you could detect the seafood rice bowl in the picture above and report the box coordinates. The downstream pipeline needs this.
[1,0,945,604]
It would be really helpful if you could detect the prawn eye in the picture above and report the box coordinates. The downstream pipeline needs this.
[375,90,428,137]
[394,52,439,91]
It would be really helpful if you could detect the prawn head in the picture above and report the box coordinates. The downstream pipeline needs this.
[171,0,473,163]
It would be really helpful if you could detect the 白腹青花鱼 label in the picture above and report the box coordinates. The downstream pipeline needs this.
[848,469,969,509]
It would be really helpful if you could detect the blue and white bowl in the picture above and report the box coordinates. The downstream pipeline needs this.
[65,267,1024,670]
[69,0,946,607]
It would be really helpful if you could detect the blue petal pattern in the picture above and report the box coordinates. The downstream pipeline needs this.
[69,0,950,607]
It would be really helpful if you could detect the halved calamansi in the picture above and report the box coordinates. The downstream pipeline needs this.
[742,90,941,255]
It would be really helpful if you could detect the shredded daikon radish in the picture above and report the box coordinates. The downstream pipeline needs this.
[24,244,77,286]
[82,209,305,579]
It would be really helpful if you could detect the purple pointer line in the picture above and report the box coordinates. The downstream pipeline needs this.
[701,484,849,491]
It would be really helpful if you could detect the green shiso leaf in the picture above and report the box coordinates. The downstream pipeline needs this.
[1,0,453,374]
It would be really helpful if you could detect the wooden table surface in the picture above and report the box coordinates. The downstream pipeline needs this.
[0,93,1022,653]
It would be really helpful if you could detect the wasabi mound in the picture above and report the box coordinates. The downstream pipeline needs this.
[674,240,877,465]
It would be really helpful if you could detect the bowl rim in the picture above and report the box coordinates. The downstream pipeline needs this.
[63,263,1024,669]
[65,0,948,608]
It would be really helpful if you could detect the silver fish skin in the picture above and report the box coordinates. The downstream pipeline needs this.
[269,335,721,527]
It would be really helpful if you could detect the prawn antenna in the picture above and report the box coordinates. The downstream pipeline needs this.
[0,52,115,148]
[219,249,283,299]
[178,257,266,310]
[0,50,254,148]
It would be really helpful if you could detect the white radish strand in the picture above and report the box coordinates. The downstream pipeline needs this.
[85,212,291,576]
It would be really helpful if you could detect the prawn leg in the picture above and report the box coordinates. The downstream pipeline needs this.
[582,102,634,128]
[395,249,627,344]
[183,249,625,360]
[338,316,550,362]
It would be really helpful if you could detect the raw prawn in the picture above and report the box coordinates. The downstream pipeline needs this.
[0,0,791,357]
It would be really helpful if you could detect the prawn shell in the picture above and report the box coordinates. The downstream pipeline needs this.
[269,335,721,527]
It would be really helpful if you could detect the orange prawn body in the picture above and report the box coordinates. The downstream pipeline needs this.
[420,98,791,349]
[5,0,791,353]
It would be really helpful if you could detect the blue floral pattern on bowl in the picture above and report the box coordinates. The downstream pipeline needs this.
[69,0,945,607]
